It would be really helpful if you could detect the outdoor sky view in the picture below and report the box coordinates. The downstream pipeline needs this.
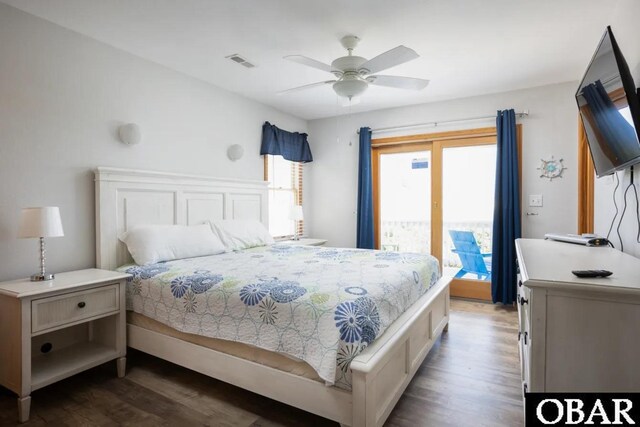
[380,146,496,224]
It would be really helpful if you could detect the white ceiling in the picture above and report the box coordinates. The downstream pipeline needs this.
[2,0,621,120]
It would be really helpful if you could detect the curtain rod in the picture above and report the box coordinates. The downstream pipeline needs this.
[357,110,530,134]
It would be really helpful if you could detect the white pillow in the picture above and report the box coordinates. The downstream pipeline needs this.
[119,224,226,265]
[209,219,275,251]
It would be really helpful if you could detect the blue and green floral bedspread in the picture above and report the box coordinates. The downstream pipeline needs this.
[118,244,440,390]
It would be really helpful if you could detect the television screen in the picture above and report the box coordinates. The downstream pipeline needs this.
[576,26,640,177]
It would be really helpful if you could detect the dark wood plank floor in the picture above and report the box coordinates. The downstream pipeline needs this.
[0,299,523,427]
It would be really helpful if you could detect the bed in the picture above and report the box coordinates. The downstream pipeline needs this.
[95,167,450,427]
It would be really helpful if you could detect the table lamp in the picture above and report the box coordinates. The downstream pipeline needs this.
[288,205,304,241]
[18,207,64,281]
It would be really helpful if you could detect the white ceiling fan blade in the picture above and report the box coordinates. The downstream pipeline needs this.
[277,80,336,95]
[284,55,333,73]
[367,75,429,90]
[358,46,419,75]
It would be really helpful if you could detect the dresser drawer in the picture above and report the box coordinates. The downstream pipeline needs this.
[32,284,119,334]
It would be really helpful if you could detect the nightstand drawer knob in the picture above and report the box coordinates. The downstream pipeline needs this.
[77,301,86,308]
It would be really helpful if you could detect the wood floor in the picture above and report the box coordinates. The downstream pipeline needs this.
[0,299,523,427]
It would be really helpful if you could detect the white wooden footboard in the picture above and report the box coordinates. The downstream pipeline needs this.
[349,277,451,427]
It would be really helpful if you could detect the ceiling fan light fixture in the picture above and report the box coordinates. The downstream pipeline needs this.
[282,35,427,100]
[333,78,368,98]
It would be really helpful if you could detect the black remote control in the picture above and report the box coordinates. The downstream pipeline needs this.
[571,270,613,278]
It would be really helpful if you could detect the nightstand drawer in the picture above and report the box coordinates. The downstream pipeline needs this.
[31,284,119,334]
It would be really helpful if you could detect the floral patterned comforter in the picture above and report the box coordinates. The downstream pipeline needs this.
[118,244,440,390]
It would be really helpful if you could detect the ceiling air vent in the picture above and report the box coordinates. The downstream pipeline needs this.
[226,54,256,68]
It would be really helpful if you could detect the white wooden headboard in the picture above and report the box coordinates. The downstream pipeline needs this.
[95,167,268,270]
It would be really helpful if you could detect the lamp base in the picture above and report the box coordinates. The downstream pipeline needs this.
[30,273,54,282]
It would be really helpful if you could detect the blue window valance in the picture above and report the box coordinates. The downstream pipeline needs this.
[260,122,313,163]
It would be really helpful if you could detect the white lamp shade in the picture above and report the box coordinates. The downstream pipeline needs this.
[288,205,304,221]
[18,207,64,238]
[333,78,368,98]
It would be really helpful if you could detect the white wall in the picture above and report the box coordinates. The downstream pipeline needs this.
[0,4,306,281]
[306,82,580,249]
[593,0,640,257]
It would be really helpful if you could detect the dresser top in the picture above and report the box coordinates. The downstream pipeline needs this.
[516,239,640,294]
[0,269,131,298]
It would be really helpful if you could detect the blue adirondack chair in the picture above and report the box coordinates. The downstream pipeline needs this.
[448,230,492,281]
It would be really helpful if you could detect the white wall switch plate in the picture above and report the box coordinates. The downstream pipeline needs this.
[529,194,543,207]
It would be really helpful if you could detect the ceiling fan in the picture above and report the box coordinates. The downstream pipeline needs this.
[280,35,429,100]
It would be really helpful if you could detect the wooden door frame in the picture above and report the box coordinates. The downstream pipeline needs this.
[576,89,625,233]
[577,117,595,234]
[372,126,522,301]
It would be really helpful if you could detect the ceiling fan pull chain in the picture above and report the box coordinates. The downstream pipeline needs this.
[348,99,353,146]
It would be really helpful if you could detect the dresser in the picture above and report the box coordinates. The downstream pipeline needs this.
[0,269,130,422]
[515,238,640,397]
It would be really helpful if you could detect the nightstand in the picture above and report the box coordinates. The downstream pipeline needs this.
[280,238,328,246]
[0,268,131,423]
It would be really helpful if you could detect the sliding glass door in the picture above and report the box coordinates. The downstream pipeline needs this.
[373,132,500,300]
[440,140,496,299]
[376,145,431,254]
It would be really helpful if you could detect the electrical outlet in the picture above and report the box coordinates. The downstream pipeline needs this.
[529,194,543,207]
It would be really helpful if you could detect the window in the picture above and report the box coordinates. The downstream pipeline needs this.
[264,155,303,239]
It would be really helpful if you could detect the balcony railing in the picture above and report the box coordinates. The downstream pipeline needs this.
[381,220,492,268]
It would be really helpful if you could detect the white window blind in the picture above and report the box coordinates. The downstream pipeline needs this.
[264,155,303,239]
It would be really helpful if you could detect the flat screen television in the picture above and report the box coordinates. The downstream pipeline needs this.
[576,26,640,177]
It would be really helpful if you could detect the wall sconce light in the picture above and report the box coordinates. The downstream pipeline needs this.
[227,144,244,161]
[118,123,142,145]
